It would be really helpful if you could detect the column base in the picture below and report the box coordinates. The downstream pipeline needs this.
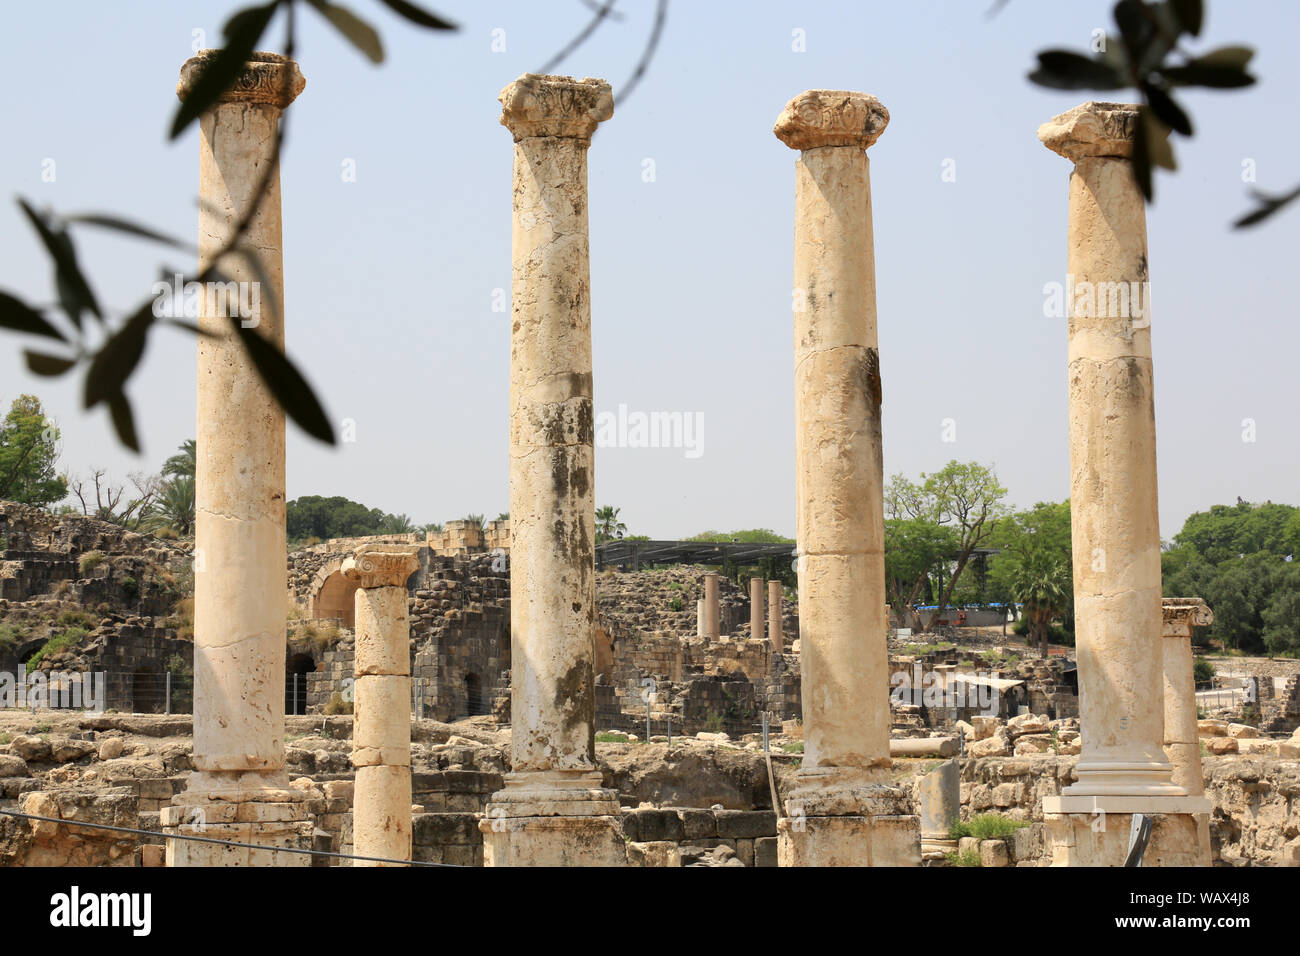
[162,771,320,867]
[479,771,626,867]
[1042,794,1212,867]
[921,835,957,861]
[777,772,920,867]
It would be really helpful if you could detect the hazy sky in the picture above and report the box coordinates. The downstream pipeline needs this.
[1,1,1296,540]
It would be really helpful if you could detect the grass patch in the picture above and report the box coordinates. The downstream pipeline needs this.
[950,813,1030,841]
[596,732,631,743]
[78,551,104,575]
[945,848,982,867]
[26,627,89,673]
[781,741,804,753]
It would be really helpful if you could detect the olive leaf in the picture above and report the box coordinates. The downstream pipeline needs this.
[375,0,455,30]
[307,0,384,63]
[231,316,335,444]
[170,1,281,139]
[0,291,65,341]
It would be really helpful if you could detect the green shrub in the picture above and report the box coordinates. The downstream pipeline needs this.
[669,595,684,612]
[57,610,95,629]
[949,813,1030,841]
[323,692,353,716]
[945,848,983,867]
[78,551,104,575]
[26,626,89,673]
[1193,659,1216,684]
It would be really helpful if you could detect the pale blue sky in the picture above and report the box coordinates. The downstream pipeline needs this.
[1,1,1296,538]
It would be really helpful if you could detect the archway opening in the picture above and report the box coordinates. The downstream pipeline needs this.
[313,570,359,630]
[465,673,486,717]
[285,653,315,716]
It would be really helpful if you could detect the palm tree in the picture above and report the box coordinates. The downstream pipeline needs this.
[596,505,627,542]
[1010,554,1071,658]
[378,512,415,534]
[147,476,196,536]
[464,513,487,532]
[163,439,196,479]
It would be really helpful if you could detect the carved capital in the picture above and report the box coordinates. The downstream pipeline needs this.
[499,73,613,143]
[1038,101,1144,162]
[342,546,419,590]
[1162,597,1214,637]
[177,51,305,110]
[774,90,889,151]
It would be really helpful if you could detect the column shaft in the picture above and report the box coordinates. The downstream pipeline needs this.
[703,572,720,640]
[767,580,784,654]
[749,576,765,640]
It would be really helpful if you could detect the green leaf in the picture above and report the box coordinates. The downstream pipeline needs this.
[1160,62,1255,89]
[231,318,335,444]
[170,1,280,139]
[1142,109,1176,171]
[307,0,384,63]
[65,213,196,251]
[0,292,65,341]
[1170,0,1203,37]
[107,394,141,453]
[1131,110,1155,202]
[83,302,155,410]
[1113,0,1153,66]
[375,0,456,30]
[24,350,77,377]
[1195,45,1255,70]
[1142,83,1192,136]
[17,198,102,328]
[1234,183,1300,229]
[1028,50,1125,90]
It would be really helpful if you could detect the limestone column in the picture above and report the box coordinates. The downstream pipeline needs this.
[164,51,316,866]
[1038,102,1208,866]
[696,599,706,638]
[702,572,720,639]
[768,580,784,655]
[481,73,624,867]
[773,90,919,867]
[345,546,419,866]
[749,576,765,640]
[918,759,960,862]
[1162,597,1214,864]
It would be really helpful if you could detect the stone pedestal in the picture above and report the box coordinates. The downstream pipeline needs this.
[164,51,315,866]
[773,90,919,867]
[1037,103,1207,865]
[768,580,784,655]
[481,73,624,866]
[702,572,720,639]
[749,576,765,640]
[346,547,419,866]
[918,759,960,861]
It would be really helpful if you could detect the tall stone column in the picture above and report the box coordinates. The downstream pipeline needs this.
[768,580,784,655]
[346,546,419,866]
[749,576,765,640]
[1162,597,1214,864]
[163,51,316,866]
[1038,102,1208,866]
[702,572,720,639]
[481,73,624,867]
[773,90,919,867]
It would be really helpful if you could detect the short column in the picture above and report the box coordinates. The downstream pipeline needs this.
[703,572,720,639]
[346,546,419,866]
[749,576,765,640]
[1162,597,1214,864]
[768,580,784,655]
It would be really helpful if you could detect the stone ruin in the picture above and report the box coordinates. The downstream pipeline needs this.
[3,57,1298,869]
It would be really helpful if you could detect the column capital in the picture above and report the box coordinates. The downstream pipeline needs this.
[1162,596,1214,636]
[1038,101,1144,162]
[343,546,419,589]
[774,90,889,151]
[499,73,613,143]
[178,51,305,109]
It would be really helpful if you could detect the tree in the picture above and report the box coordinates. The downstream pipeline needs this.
[687,529,794,544]
[286,495,387,540]
[988,500,1074,630]
[1009,551,1072,658]
[163,439,196,479]
[68,468,160,529]
[378,512,415,534]
[148,476,196,536]
[596,506,627,542]
[887,461,1008,622]
[884,518,959,631]
[0,394,67,507]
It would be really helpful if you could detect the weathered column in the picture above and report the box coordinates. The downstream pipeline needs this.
[702,572,720,639]
[164,51,316,866]
[345,546,419,866]
[696,599,706,638]
[481,73,624,866]
[918,759,960,861]
[773,90,919,867]
[768,580,784,655]
[1038,102,1208,866]
[749,576,765,640]
[1162,597,1214,864]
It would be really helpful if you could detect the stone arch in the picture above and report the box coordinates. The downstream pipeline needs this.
[310,556,359,629]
